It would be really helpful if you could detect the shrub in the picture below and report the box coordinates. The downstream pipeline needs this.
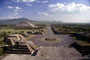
[8,31,11,34]
[0,48,4,56]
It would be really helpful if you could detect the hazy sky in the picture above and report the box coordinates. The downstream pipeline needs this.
[0,0,90,23]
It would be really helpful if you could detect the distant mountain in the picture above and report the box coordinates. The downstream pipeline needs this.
[0,18,34,24]
[0,18,63,24]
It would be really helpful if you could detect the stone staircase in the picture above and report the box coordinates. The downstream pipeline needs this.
[3,45,38,55]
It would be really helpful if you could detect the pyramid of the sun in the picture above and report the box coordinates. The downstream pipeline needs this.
[16,21,37,28]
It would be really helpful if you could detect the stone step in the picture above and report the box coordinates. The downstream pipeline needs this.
[6,49,30,52]
[4,45,38,55]
[5,51,30,54]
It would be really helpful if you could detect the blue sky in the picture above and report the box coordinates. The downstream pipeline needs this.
[0,0,90,23]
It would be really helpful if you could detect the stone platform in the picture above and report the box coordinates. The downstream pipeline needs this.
[2,46,84,60]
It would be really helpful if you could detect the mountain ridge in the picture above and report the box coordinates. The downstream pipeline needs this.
[0,18,63,24]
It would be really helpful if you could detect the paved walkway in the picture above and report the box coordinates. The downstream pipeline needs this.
[29,26,75,46]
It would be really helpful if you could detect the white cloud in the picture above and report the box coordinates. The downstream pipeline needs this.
[26,3,32,7]
[7,6,14,9]
[16,0,36,2]
[7,6,22,19]
[6,10,22,19]
[46,2,90,23]
[15,6,21,10]
[49,2,90,12]
[14,7,22,15]
[38,12,48,16]
[7,6,22,10]
[38,12,52,16]
[42,0,48,3]
[6,14,22,19]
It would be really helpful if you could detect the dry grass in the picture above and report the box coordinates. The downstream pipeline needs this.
[27,35,35,40]
[76,40,90,46]
[72,37,90,46]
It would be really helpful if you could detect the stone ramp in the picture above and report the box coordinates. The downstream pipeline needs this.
[1,46,85,60]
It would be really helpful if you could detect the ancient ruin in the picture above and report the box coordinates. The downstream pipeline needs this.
[16,21,38,28]
[4,34,38,55]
